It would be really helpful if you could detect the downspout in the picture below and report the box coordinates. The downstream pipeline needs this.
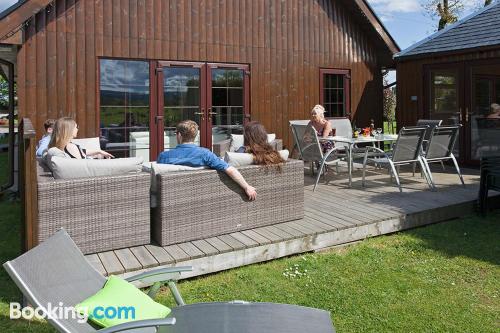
[0,58,15,193]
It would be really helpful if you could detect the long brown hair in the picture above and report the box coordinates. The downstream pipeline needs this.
[48,117,76,150]
[243,121,284,166]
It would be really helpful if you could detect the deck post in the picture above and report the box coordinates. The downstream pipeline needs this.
[19,118,38,252]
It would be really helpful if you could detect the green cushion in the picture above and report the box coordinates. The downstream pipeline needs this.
[75,275,171,328]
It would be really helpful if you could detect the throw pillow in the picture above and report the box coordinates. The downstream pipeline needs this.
[71,137,101,152]
[48,156,143,179]
[225,149,289,167]
[229,133,277,152]
[75,275,171,328]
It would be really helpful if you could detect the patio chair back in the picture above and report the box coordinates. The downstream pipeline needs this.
[416,119,442,142]
[298,124,325,163]
[290,121,311,160]
[392,126,427,163]
[3,229,107,333]
[426,125,460,160]
[327,117,352,149]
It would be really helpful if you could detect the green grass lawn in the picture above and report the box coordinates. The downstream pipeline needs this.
[0,195,498,332]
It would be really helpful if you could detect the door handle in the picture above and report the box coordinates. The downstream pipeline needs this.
[194,109,205,121]
[155,115,163,124]
[458,108,462,123]
[465,107,469,122]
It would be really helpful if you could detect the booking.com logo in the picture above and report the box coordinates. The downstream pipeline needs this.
[10,302,136,323]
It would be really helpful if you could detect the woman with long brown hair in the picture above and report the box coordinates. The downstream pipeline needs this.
[236,121,285,166]
[48,117,113,159]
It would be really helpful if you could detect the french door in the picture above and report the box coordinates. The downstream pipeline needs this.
[153,61,250,159]
[426,64,465,161]
[426,63,500,164]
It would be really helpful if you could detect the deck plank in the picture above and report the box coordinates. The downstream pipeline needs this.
[178,242,205,259]
[163,244,190,262]
[229,232,260,247]
[114,248,142,272]
[253,226,284,242]
[129,246,158,269]
[217,234,246,250]
[205,236,233,253]
[86,254,106,276]
[240,229,272,245]
[98,251,125,275]
[192,239,220,256]
[145,245,175,265]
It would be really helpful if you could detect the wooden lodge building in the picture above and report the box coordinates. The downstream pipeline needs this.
[0,0,399,160]
[395,1,500,165]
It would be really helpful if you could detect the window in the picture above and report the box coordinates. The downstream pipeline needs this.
[99,59,150,158]
[320,69,350,118]
[431,71,458,114]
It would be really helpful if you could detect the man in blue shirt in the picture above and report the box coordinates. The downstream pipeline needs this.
[158,120,257,201]
[36,119,55,157]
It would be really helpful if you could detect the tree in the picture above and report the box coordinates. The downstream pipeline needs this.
[423,0,495,31]
[382,72,396,133]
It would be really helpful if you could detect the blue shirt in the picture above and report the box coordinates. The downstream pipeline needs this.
[157,144,229,171]
[36,134,51,157]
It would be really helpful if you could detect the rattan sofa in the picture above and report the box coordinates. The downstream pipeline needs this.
[152,159,304,246]
[36,162,151,254]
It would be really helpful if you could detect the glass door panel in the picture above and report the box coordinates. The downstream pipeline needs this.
[163,66,203,149]
[471,76,500,159]
[209,67,247,149]
[99,59,150,160]
[430,70,461,157]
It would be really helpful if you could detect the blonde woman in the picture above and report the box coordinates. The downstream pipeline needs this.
[308,104,334,152]
[48,117,113,159]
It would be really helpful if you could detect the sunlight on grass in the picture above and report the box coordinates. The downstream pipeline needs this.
[0,196,498,332]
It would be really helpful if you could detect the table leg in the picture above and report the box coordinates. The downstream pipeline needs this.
[348,144,353,187]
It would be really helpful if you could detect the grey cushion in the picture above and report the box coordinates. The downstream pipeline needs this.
[48,156,144,179]
[225,149,289,167]
[229,133,277,152]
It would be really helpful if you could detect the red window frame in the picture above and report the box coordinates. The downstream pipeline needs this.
[319,68,351,119]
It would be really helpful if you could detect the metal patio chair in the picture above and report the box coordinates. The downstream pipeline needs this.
[362,126,432,192]
[478,155,500,216]
[420,125,464,190]
[298,123,343,191]
[289,120,310,161]
[3,229,188,333]
[414,119,444,173]
[4,229,336,333]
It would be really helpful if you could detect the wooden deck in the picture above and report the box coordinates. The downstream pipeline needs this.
[86,164,499,282]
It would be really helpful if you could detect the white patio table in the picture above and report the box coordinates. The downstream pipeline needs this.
[321,134,398,187]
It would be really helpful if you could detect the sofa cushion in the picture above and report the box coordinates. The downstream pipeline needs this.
[225,149,289,167]
[229,133,277,152]
[71,137,101,151]
[48,156,144,179]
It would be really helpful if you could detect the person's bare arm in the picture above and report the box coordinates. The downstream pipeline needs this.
[323,121,333,138]
[225,166,257,201]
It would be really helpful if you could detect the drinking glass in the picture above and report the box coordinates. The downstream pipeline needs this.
[376,128,383,137]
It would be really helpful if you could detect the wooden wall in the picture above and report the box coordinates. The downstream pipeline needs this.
[18,0,385,148]
[396,49,500,130]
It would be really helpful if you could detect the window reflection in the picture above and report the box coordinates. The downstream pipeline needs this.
[99,59,150,160]
[211,69,244,144]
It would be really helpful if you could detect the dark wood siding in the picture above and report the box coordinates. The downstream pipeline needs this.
[19,0,385,148]
[396,49,500,129]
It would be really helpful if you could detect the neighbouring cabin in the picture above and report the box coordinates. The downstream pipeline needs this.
[0,0,398,160]
[395,2,500,165]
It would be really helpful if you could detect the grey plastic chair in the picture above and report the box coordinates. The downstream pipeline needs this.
[298,123,343,191]
[3,229,189,333]
[362,126,433,192]
[420,125,464,190]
